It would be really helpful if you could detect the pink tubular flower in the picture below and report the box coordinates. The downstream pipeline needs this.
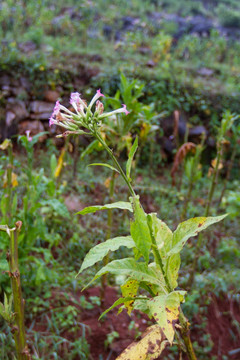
[97,89,104,97]
[122,104,130,115]
[25,130,32,142]
[98,103,130,119]
[95,100,104,115]
[89,88,105,109]
[70,92,81,106]
[49,100,60,127]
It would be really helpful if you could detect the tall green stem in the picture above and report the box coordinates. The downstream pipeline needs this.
[8,222,29,360]
[5,144,13,224]
[100,170,115,305]
[179,310,197,360]
[94,131,135,197]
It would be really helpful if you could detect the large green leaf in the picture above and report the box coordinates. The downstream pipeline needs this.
[169,214,227,256]
[76,201,133,215]
[130,196,152,262]
[85,258,166,290]
[126,136,138,181]
[149,213,173,263]
[121,279,139,314]
[148,214,180,289]
[166,253,181,290]
[78,236,135,274]
[148,291,186,344]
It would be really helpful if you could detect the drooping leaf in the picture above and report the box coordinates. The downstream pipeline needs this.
[78,236,135,274]
[88,163,119,173]
[130,196,152,262]
[99,297,136,320]
[80,139,101,160]
[116,325,168,360]
[169,214,227,256]
[148,291,186,344]
[121,279,139,314]
[0,225,11,237]
[76,201,133,215]
[84,258,165,290]
[126,136,138,181]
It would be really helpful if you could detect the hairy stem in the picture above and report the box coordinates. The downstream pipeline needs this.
[179,310,197,360]
[5,144,13,224]
[8,222,29,360]
[94,131,135,197]
[100,170,116,305]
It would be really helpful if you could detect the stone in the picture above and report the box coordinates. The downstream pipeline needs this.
[6,99,29,121]
[44,90,60,103]
[189,125,207,137]
[197,68,214,76]
[30,101,54,114]
[5,111,16,127]
[30,101,54,119]
[18,120,46,142]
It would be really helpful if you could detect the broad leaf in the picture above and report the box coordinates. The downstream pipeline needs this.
[149,213,173,263]
[130,196,152,262]
[84,258,166,290]
[76,201,133,215]
[88,163,119,173]
[169,214,227,255]
[126,136,138,181]
[99,296,136,320]
[116,325,168,360]
[121,279,139,314]
[78,236,135,274]
[166,253,181,290]
[148,291,186,344]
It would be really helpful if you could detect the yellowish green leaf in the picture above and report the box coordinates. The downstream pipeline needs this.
[121,279,139,315]
[116,325,168,360]
[148,291,186,344]
[130,196,152,262]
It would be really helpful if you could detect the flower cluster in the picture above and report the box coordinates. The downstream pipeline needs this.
[49,89,129,136]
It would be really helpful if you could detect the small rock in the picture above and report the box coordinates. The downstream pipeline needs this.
[5,111,16,126]
[189,125,207,137]
[44,90,60,103]
[197,68,214,76]
[18,120,46,141]
[146,59,156,68]
[7,99,29,121]
[30,101,54,114]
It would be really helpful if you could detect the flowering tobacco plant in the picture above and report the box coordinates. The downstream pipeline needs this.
[50,90,226,360]
[49,89,129,136]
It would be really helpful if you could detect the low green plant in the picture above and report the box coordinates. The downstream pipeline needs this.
[50,89,227,359]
